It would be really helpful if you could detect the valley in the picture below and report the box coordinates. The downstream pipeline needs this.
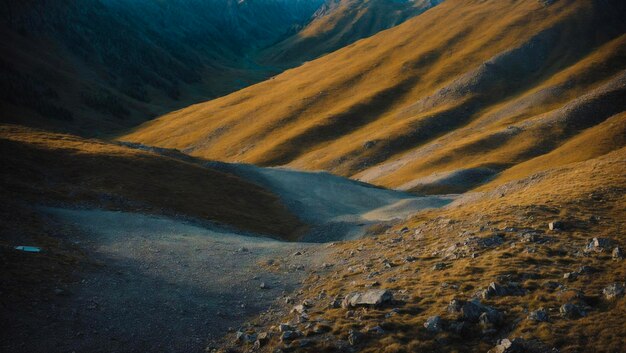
[1,0,625,352]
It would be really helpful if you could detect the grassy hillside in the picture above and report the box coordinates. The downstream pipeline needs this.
[260,0,442,66]
[125,0,626,195]
[218,146,626,353]
[0,124,304,239]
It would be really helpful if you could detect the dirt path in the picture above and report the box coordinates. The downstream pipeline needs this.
[6,166,454,353]
[207,162,455,241]
[24,208,325,353]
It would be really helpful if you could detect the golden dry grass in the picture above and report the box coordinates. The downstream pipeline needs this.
[221,148,626,353]
[124,0,626,195]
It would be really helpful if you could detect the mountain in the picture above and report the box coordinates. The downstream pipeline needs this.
[260,0,443,66]
[0,0,325,135]
[125,0,626,196]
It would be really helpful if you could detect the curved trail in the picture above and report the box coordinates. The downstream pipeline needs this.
[34,166,454,352]
[39,208,323,353]
[207,162,454,241]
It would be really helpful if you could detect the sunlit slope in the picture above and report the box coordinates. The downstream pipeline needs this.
[125,0,626,194]
[260,0,441,66]
[0,125,304,239]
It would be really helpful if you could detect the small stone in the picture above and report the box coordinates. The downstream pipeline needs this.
[548,221,564,231]
[424,315,443,332]
[586,237,613,252]
[481,282,525,298]
[348,330,364,345]
[479,309,504,330]
[278,323,293,332]
[366,326,385,334]
[433,262,447,271]
[260,282,269,289]
[312,323,331,334]
[612,247,623,260]
[447,298,465,313]
[280,330,300,342]
[291,304,306,314]
[602,283,625,300]
[563,272,577,281]
[528,309,549,322]
[254,332,269,348]
[560,303,585,319]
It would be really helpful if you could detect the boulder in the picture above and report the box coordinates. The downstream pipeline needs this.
[602,283,625,300]
[341,289,393,308]
[461,299,489,322]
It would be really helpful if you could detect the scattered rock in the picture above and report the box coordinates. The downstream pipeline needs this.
[479,309,504,330]
[451,299,499,323]
[424,315,443,332]
[254,332,269,348]
[548,221,564,231]
[613,247,623,260]
[341,289,393,308]
[586,238,613,253]
[560,303,585,319]
[280,330,300,342]
[348,329,364,345]
[260,282,269,289]
[602,283,625,300]
[366,326,385,334]
[278,323,294,333]
[291,304,306,314]
[489,337,556,353]
[235,331,256,344]
[432,262,448,271]
[528,309,549,322]
[481,282,525,298]
[563,272,577,281]
[312,323,331,334]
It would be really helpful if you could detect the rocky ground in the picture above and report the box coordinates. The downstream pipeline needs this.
[215,150,626,353]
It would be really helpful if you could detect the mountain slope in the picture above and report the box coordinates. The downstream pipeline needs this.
[260,0,442,66]
[125,0,626,194]
[0,0,324,135]
[0,124,304,239]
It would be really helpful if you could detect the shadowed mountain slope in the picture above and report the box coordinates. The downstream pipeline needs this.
[125,0,626,194]
[0,124,305,239]
[0,0,325,135]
